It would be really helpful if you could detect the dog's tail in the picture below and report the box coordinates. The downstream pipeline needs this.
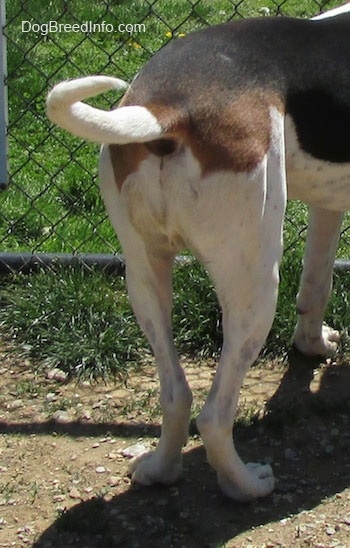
[46,75,164,144]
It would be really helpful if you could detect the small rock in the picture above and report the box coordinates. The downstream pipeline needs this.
[45,392,57,403]
[46,368,68,382]
[81,410,92,420]
[92,443,100,449]
[69,487,81,500]
[325,526,335,536]
[95,466,106,474]
[92,401,104,409]
[120,443,150,459]
[284,448,299,461]
[108,476,120,487]
[282,493,294,503]
[7,399,23,410]
[343,516,350,525]
[52,410,71,424]
[53,494,66,502]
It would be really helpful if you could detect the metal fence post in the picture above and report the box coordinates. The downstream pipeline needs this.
[0,0,7,190]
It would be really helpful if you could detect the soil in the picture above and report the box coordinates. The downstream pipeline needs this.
[0,346,350,548]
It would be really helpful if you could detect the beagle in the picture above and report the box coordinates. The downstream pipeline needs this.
[46,5,350,501]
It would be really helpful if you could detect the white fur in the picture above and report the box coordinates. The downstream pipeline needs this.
[98,107,286,501]
[286,115,350,210]
[47,76,162,144]
[312,2,350,20]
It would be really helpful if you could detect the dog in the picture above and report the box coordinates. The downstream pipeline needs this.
[46,4,350,501]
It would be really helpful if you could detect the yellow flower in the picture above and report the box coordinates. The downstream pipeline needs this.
[132,42,142,49]
[165,31,172,38]
[178,32,186,37]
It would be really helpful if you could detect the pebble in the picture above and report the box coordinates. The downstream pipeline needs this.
[45,392,57,403]
[120,442,150,459]
[52,410,71,424]
[46,368,68,382]
[69,487,81,500]
[108,476,120,487]
[7,399,23,410]
[284,448,299,461]
[92,400,105,409]
[95,466,106,474]
[52,494,65,502]
[343,516,350,525]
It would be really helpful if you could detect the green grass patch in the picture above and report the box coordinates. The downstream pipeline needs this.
[1,257,349,381]
[0,267,144,381]
[0,261,222,380]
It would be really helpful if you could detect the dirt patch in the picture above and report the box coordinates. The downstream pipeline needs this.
[0,347,350,547]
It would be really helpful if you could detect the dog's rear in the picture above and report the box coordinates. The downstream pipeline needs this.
[47,8,350,502]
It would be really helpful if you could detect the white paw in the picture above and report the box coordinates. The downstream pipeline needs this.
[294,323,340,357]
[129,450,182,486]
[218,462,275,502]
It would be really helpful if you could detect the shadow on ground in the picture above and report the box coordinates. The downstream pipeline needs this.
[3,351,350,548]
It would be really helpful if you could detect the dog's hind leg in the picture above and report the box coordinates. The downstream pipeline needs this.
[196,265,279,500]
[195,107,287,501]
[99,145,192,486]
[125,246,193,485]
[293,207,343,356]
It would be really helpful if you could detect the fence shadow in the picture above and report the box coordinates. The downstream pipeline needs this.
[31,351,350,547]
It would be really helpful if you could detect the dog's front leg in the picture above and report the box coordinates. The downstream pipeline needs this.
[293,207,343,356]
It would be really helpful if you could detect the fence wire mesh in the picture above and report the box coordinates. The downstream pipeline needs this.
[0,0,349,273]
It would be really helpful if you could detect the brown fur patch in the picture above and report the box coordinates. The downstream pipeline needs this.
[145,90,284,175]
[109,142,149,190]
[109,87,284,189]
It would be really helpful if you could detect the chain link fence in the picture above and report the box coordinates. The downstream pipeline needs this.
[0,0,349,274]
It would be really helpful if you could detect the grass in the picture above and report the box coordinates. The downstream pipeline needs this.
[0,0,349,380]
[1,257,349,381]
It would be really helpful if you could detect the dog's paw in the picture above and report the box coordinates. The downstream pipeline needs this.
[294,323,340,357]
[218,462,275,502]
[129,450,182,486]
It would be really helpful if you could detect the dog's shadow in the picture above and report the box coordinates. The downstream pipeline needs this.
[33,351,350,548]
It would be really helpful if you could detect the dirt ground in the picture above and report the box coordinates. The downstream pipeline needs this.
[0,346,350,548]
